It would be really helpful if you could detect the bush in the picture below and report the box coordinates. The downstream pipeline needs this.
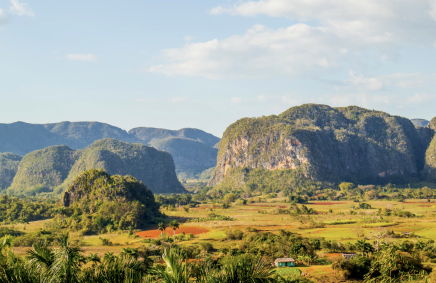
[99,237,113,246]
[198,242,213,252]
[359,203,372,209]
[226,229,244,240]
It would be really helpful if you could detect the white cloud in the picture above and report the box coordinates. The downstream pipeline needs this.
[149,24,353,79]
[183,35,196,42]
[168,96,189,103]
[66,54,97,62]
[342,71,436,91]
[9,0,35,16]
[406,93,436,103]
[346,71,384,91]
[151,1,436,79]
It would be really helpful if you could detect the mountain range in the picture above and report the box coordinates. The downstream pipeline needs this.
[0,121,219,179]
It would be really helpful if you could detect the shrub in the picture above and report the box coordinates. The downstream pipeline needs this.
[198,242,213,252]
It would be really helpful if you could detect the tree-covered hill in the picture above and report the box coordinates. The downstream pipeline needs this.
[7,139,185,196]
[0,153,22,192]
[7,146,78,196]
[209,104,436,191]
[0,121,219,179]
[62,169,160,232]
[149,137,218,179]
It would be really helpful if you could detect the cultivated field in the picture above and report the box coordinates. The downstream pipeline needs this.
[5,198,436,281]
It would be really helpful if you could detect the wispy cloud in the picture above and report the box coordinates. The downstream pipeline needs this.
[183,35,196,42]
[0,8,8,25]
[151,0,436,79]
[9,0,35,16]
[406,93,436,104]
[66,54,97,62]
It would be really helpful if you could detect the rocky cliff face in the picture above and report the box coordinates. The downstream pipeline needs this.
[429,118,436,131]
[209,104,431,188]
[8,139,186,195]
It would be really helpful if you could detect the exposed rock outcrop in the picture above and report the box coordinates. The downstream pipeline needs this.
[209,104,432,188]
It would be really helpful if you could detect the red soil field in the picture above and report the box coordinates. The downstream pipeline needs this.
[136,226,209,238]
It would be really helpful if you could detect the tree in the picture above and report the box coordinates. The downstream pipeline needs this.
[356,240,374,257]
[370,228,387,252]
[223,193,237,204]
[27,241,54,279]
[47,232,85,283]
[339,182,354,194]
[152,249,192,283]
[158,222,167,236]
[169,220,180,242]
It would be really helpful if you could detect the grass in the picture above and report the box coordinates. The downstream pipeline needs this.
[275,267,301,277]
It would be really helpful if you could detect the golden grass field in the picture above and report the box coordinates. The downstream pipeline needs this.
[5,198,436,280]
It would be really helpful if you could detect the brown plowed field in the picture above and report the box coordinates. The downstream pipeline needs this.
[136,226,209,238]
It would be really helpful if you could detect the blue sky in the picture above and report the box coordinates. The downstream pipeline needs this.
[1,0,436,137]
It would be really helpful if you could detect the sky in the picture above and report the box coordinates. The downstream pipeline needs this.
[1,0,436,137]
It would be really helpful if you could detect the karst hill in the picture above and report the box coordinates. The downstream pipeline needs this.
[6,139,186,196]
[209,104,436,190]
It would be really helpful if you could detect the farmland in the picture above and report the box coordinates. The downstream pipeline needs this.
[4,196,436,282]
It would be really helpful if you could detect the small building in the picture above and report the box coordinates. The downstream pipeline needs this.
[403,232,411,237]
[341,253,357,261]
[274,257,296,267]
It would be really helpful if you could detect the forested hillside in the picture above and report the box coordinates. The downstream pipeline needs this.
[7,139,185,196]
[0,153,22,192]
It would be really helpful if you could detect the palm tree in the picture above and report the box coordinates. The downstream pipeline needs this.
[120,247,139,260]
[169,220,180,242]
[198,253,274,283]
[87,253,101,267]
[27,241,54,280]
[47,232,85,283]
[158,222,167,237]
[356,239,374,257]
[152,249,192,283]
[103,252,115,264]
